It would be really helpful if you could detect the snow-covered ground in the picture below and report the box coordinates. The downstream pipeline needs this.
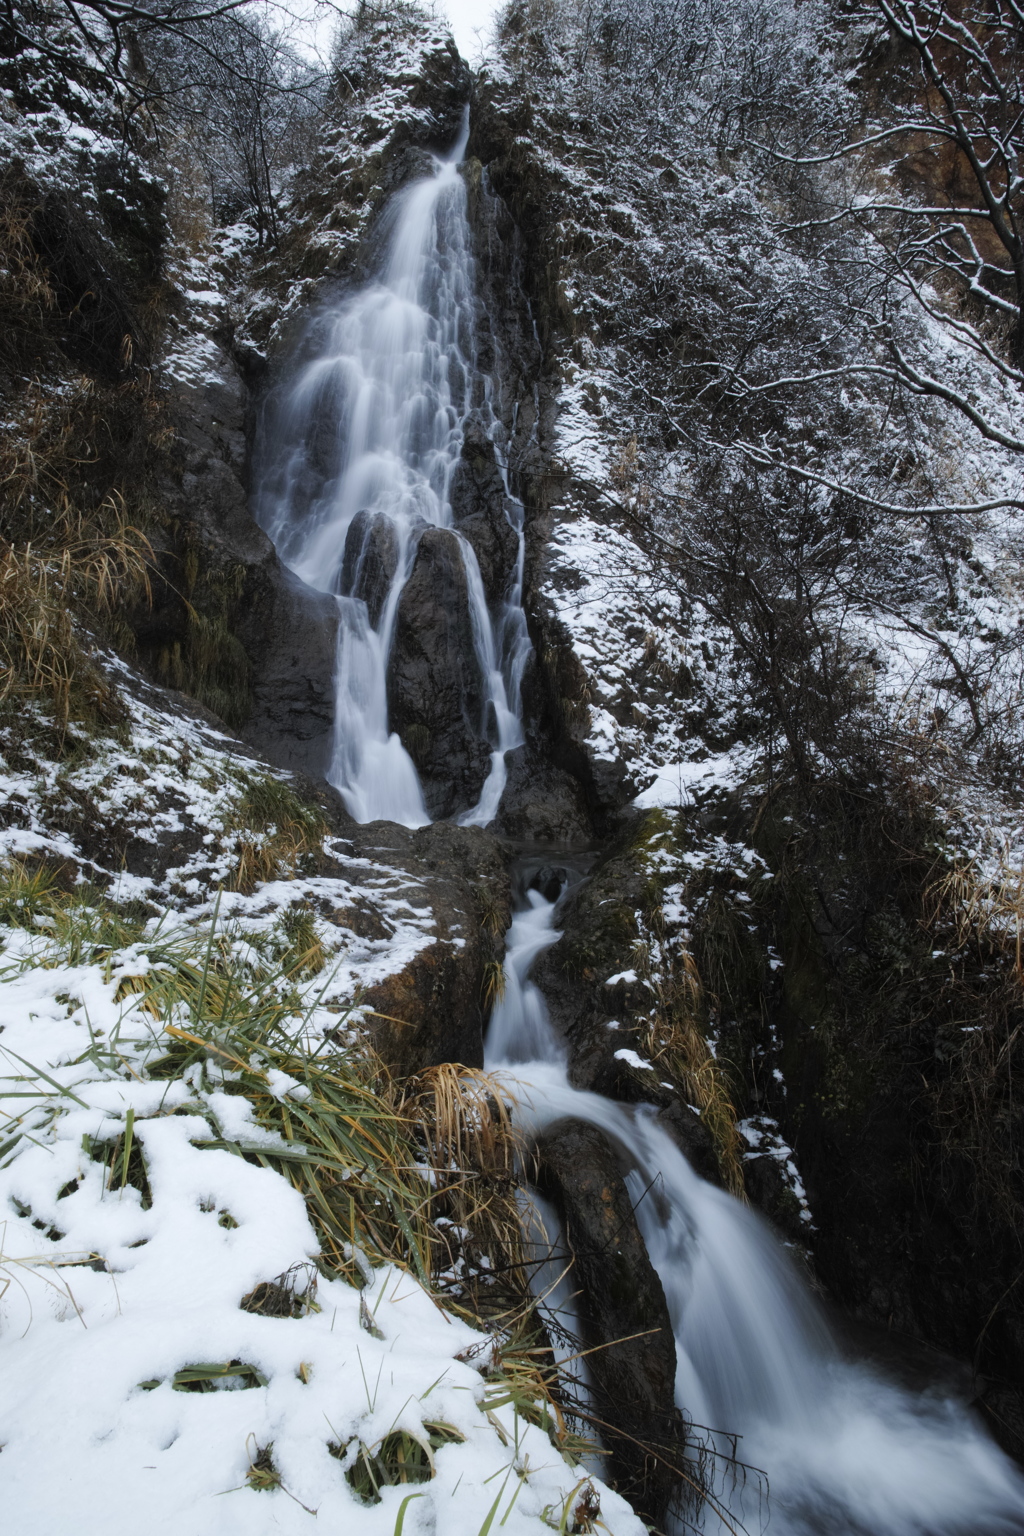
[0,972,642,1534]
[0,677,642,1535]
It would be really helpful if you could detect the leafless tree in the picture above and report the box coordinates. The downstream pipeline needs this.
[759,0,1024,464]
[2,0,332,245]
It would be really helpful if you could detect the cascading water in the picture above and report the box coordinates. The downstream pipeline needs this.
[254,114,529,827]
[487,889,1024,1536]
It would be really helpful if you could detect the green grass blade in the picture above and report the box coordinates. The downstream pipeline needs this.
[0,1048,89,1108]
[393,1490,426,1536]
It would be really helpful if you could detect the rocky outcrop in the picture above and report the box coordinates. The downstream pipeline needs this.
[532,823,664,1098]
[131,321,342,779]
[536,1118,686,1526]
[339,510,399,626]
[461,156,636,838]
[386,527,491,820]
[242,568,339,778]
[493,744,593,845]
[656,1101,724,1190]
[346,818,511,1075]
[449,420,520,605]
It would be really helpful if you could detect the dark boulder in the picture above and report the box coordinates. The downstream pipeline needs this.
[531,830,662,1097]
[529,864,569,902]
[450,421,520,606]
[494,744,593,845]
[657,1102,723,1190]
[339,510,399,627]
[386,526,492,820]
[242,566,339,779]
[536,1118,686,1526]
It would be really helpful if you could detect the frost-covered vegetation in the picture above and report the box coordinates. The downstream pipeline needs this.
[479,0,1024,1453]
[0,856,644,1533]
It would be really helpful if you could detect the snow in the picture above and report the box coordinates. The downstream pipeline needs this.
[634,751,751,809]
[738,1117,814,1227]
[613,1048,654,1071]
[0,771,643,1536]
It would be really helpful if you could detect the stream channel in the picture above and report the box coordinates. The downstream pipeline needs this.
[253,119,1024,1536]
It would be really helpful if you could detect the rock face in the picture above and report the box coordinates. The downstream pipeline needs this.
[242,567,339,779]
[386,527,492,820]
[656,1102,724,1190]
[449,420,521,605]
[346,819,511,1076]
[536,1118,686,1526]
[339,510,399,626]
[158,341,341,779]
[493,744,593,845]
[532,828,663,1098]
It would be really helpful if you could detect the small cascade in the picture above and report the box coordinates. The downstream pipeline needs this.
[254,114,528,827]
[487,887,1024,1536]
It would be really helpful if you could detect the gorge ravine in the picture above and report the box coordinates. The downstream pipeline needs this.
[251,114,1024,1536]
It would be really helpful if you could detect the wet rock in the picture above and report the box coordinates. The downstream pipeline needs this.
[657,1102,723,1189]
[516,596,640,835]
[344,819,512,1075]
[741,1153,813,1248]
[387,526,492,820]
[381,145,438,195]
[536,1118,686,1525]
[339,510,399,627]
[134,327,344,746]
[531,828,661,1096]
[162,350,340,779]
[411,33,472,149]
[493,744,593,845]
[242,566,339,779]
[450,421,520,605]
[529,864,568,902]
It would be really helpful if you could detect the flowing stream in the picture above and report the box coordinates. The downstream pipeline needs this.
[254,116,528,826]
[487,888,1024,1536]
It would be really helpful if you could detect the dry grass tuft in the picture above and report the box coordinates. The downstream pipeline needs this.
[402,1064,527,1310]
[0,858,63,928]
[931,854,1024,980]
[641,951,746,1197]
[225,775,328,893]
[406,1063,519,1183]
[481,957,506,1008]
[333,1426,458,1503]
[398,1064,592,1463]
[245,1437,282,1491]
[0,377,162,729]
[0,169,56,373]
[923,852,1024,1236]
[240,1262,318,1318]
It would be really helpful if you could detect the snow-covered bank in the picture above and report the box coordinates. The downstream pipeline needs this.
[0,835,641,1536]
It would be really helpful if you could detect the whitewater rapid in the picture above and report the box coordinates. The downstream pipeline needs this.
[254,115,528,828]
[487,889,1024,1536]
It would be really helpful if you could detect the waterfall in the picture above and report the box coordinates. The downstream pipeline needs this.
[487,890,1024,1536]
[254,114,528,827]
[249,94,1024,1536]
